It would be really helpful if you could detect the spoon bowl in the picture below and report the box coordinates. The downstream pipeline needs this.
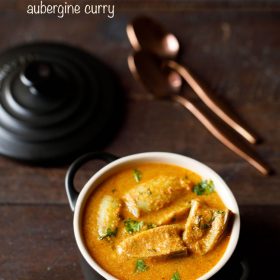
[127,17,179,58]
[128,51,182,99]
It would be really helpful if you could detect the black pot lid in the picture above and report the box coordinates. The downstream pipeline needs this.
[0,42,121,164]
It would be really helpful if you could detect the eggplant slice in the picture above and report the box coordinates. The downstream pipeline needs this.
[183,200,231,255]
[117,224,187,258]
[145,198,191,226]
[97,195,122,240]
[123,175,192,218]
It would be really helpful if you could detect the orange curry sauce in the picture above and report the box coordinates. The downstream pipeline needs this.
[83,163,230,280]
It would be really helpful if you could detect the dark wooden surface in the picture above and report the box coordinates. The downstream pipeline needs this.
[0,1,279,279]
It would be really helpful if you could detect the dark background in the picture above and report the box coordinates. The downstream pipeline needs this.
[0,1,279,279]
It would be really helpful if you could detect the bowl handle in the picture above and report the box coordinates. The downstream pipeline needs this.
[65,152,118,211]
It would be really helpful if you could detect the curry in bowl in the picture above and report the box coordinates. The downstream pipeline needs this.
[82,163,232,280]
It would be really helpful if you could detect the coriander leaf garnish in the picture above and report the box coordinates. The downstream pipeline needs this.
[171,271,181,280]
[124,219,144,234]
[133,169,142,183]
[147,223,157,229]
[98,228,118,240]
[135,259,148,273]
[193,180,215,196]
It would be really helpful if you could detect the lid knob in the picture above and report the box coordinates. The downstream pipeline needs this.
[20,61,59,96]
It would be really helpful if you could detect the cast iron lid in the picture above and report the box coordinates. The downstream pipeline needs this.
[0,42,120,164]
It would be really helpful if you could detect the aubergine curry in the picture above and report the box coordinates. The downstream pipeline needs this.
[83,163,232,280]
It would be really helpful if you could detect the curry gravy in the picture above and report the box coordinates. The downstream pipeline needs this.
[83,163,230,280]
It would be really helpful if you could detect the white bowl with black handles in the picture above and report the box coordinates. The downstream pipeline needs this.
[65,152,243,280]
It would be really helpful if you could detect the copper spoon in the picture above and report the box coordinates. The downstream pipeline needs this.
[127,16,258,144]
[128,51,270,175]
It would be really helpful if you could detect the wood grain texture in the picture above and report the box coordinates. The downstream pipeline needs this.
[0,205,82,280]
[0,0,279,279]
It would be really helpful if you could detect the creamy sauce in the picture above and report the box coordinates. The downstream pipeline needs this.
[83,163,230,280]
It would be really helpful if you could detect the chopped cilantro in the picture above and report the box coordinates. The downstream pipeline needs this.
[133,169,142,183]
[135,259,148,273]
[147,223,157,229]
[98,228,118,240]
[193,180,215,196]
[171,271,181,280]
[124,219,144,234]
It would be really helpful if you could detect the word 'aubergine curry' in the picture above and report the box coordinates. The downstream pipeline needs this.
[83,163,232,280]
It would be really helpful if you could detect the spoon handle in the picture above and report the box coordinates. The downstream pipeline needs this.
[173,95,270,175]
[167,61,258,144]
